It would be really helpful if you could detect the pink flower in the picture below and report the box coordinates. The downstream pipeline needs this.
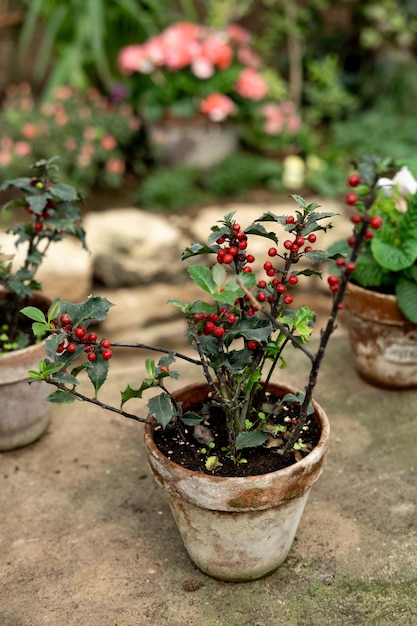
[105,158,125,174]
[226,24,251,45]
[200,93,236,122]
[101,135,117,150]
[200,35,233,70]
[0,150,11,167]
[237,47,261,69]
[22,123,39,139]
[118,44,152,75]
[261,102,302,135]
[14,141,31,157]
[53,86,74,100]
[191,58,215,79]
[235,68,269,100]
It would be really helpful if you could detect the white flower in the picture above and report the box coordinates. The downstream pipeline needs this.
[377,166,417,198]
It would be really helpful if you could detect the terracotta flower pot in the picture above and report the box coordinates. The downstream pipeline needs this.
[343,282,417,389]
[0,292,51,450]
[143,381,330,582]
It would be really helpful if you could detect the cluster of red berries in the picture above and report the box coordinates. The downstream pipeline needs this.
[194,308,237,339]
[216,223,252,271]
[25,198,58,233]
[56,313,112,361]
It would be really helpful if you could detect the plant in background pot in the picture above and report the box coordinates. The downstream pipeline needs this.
[24,192,367,581]
[117,21,288,168]
[329,155,417,388]
[0,157,86,450]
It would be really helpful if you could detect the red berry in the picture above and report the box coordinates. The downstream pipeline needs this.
[266,268,275,277]
[216,236,225,244]
[67,343,76,353]
[263,261,273,271]
[88,353,97,362]
[307,233,317,243]
[364,230,374,240]
[288,275,298,285]
[60,313,72,326]
[236,231,246,240]
[232,223,241,232]
[242,266,252,273]
[102,349,113,360]
[229,246,239,256]
[101,339,111,349]
[227,314,237,324]
[336,257,346,267]
[88,333,97,342]
[223,253,234,264]
[247,340,258,351]
[295,236,304,247]
[238,240,248,250]
[160,365,170,372]
[258,280,267,288]
[214,326,225,338]
[304,246,313,253]
[290,244,299,254]
[346,192,358,206]
[347,236,356,247]
[257,292,267,302]
[329,284,339,293]
[34,222,43,232]
[268,247,277,257]
[246,254,255,263]
[369,216,383,230]
[283,240,292,250]
[284,294,293,305]
[328,275,339,286]
[346,261,356,272]
[348,173,361,187]
[277,283,286,294]
[285,216,295,224]
[203,321,215,335]
[350,213,363,224]
[75,326,87,340]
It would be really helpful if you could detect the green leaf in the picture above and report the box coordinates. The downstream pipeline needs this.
[20,306,46,323]
[372,238,417,271]
[212,263,226,289]
[396,277,417,323]
[180,412,203,425]
[188,265,216,294]
[244,222,278,243]
[146,358,155,377]
[147,393,175,428]
[46,390,77,404]
[181,243,217,260]
[236,430,268,450]
[51,182,79,202]
[205,455,223,471]
[31,322,48,336]
[86,356,109,392]
[47,300,61,323]
[303,249,330,263]
[120,381,156,407]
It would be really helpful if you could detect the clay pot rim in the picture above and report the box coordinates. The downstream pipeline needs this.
[144,380,330,485]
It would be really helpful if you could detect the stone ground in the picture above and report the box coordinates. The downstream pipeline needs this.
[1,200,417,625]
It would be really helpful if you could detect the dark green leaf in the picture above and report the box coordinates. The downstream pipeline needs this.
[21,306,46,323]
[147,393,175,428]
[46,390,77,404]
[86,356,109,392]
[236,430,268,450]
[396,277,417,323]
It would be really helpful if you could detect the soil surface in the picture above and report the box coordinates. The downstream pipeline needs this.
[1,322,417,626]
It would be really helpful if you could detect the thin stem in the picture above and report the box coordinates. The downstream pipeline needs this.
[110,341,202,366]
[46,380,155,425]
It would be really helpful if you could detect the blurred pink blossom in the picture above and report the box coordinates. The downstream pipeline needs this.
[191,58,215,79]
[200,93,236,121]
[261,101,301,135]
[235,68,269,100]
[101,135,117,150]
[105,158,125,174]
[21,123,39,139]
[14,141,31,157]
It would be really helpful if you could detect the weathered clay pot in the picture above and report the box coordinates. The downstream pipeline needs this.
[146,115,238,169]
[143,381,330,582]
[0,293,51,450]
[343,282,417,389]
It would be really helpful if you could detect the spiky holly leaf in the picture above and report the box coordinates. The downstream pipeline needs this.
[147,393,175,428]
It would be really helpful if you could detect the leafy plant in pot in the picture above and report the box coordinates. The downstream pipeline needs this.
[24,194,367,581]
[0,157,86,450]
[329,155,417,388]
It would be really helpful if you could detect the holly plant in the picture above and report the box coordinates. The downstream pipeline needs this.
[24,182,381,465]
[0,157,86,351]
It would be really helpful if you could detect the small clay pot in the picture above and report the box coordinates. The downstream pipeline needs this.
[144,381,330,582]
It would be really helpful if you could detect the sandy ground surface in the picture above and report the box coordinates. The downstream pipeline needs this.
[1,287,417,626]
